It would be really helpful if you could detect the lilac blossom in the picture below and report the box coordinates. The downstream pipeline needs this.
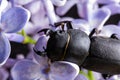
[101,2,120,15]
[69,7,111,35]
[1,0,119,80]
[11,58,79,80]
[11,33,80,80]
[5,33,24,43]
[0,68,9,80]
[56,0,98,20]
[97,0,120,4]
[51,0,67,7]
[56,0,119,20]
[0,0,30,66]
[74,74,88,80]
[23,0,52,35]
[41,0,58,27]
[14,0,34,5]
[56,0,119,38]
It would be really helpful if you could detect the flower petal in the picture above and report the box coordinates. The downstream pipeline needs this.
[109,75,119,80]
[51,0,67,6]
[11,60,45,80]
[56,0,78,16]
[89,7,111,31]
[34,35,49,52]
[1,7,30,33]
[0,0,8,12]
[14,0,33,5]
[77,0,98,19]
[33,35,49,66]
[24,0,41,14]
[60,17,74,21]
[71,19,90,35]
[98,25,120,37]
[74,74,88,80]
[5,33,24,43]
[33,53,49,68]
[0,68,9,80]
[49,61,79,80]
[23,22,35,35]
[102,3,120,15]
[3,58,16,68]
[0,32,10,66]
[97,0,119,4]
[42,0,57,26]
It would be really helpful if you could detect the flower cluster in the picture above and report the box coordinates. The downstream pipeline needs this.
[0,0,119,80]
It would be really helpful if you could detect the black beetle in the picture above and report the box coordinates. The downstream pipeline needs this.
[34,21,120,75]
[35,21,90,66]
[82,29,120,75]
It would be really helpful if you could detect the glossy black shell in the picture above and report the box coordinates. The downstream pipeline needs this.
[82,36,120,74]
[46,29,90,65]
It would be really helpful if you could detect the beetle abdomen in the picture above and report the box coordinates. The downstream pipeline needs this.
[82,36,120,74]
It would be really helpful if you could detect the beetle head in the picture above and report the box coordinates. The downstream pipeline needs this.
[44,21,73,62]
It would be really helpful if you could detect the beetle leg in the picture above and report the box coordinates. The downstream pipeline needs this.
[89,28,96,37]
[89,28,101,37]
[102,74,112,80]
[54,21,73,30]
[66,21,73,29]
[38,28,53,36]
[33,48,46,57]
[110,34,119,40]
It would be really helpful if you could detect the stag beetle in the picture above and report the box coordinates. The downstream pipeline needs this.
[34,21,90,66]
[34,21,120,75]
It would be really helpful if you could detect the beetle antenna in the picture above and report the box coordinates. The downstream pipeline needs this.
[38,28,53,36]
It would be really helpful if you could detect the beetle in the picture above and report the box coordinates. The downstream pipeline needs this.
[35,21,90,66]
[34,21,120,75]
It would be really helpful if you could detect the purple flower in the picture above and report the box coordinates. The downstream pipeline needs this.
[0,68,9,80]
[11,58,79,80]
[2,0,119,80]
[10,34,80,80]
[51,0,67,7]
[69,7,111,35]
[0,0,30,66]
